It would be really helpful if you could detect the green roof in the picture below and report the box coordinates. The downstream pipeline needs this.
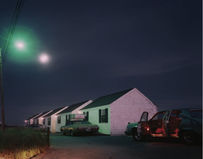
[81,88,133,110]
[58,101,88,114]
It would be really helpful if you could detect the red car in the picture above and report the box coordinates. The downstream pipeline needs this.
[133,108,202,144]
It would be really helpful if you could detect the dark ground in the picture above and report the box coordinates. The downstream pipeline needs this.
[33,134,202,159]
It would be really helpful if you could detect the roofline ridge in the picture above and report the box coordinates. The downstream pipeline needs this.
[133,88,156,106]
[108,88,134,105]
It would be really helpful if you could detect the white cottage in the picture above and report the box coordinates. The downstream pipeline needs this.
[33,110,53,126]
[28,113,43,125]
[55,100,92,132]
[81,88,158,135]
[43,106,68,133]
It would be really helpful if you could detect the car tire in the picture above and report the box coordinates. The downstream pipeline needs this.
[70,130,74,136]
[180,131,195,144]
[132,128,144,141]
[63,131,67,136]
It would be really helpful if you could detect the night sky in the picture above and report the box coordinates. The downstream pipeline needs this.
[0,0,201,125]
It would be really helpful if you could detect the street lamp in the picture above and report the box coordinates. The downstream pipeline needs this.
[0,0,25,131]
[38,53,50,64]
[0,40,25,131]
[15,41,25,50]
[0,48,5,131]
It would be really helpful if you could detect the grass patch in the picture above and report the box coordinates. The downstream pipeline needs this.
[0,128,49,159]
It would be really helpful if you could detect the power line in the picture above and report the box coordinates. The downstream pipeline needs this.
[2,0,25,55]
[1,0,25,131]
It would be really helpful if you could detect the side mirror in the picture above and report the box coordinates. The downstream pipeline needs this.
[140,112,148,122]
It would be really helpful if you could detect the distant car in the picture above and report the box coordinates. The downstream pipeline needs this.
[61,120,99,136]
[133,108,202,144]
[125,122,138,135]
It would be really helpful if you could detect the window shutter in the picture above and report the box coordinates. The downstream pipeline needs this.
[105,108,108,123]
[99,109,101,123]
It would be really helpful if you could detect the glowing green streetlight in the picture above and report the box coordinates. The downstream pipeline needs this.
[15,41,25,50]
[7,27,38,63]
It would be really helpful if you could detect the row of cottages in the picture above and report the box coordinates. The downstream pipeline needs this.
[27,101,92,133]
[25,112,43,125]
[25,88,157,135]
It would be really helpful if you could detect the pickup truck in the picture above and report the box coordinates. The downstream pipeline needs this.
[132,108,202,144]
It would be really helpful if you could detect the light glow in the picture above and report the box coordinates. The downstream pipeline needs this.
[38,53,50,64]
[15,41,25,50]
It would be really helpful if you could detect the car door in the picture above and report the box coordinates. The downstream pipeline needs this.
[137,112,149,136]
[167,110,182,137]
[148,111,167,137]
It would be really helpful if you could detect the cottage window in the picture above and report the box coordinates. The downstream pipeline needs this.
[65,115,69,125]
[83,112,89,121]
[48,117,51,125]
[57,116,61,124]
[43,119,45,125]
[99,108,108,123]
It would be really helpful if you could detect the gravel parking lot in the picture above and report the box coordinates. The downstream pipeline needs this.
[34,134,202,159]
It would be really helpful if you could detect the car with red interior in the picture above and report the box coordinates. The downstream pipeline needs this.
[132,108,202,144]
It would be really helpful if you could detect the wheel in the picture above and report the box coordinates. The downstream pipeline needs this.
[181,131,195,144]
[63,131,67,136]
[70,130,74,136]
[132,128,144,141]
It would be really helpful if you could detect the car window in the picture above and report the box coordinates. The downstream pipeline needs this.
[73,121,82,124]
[81,121,91,124]
[189,110,202,119]
[140,112,148,122]
[151,111,166,121]
[170,110,181,118]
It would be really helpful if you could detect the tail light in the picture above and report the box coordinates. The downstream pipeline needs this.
[145,126,150,131]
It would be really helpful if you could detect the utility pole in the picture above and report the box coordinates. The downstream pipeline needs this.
[0,48,5,131]
[1,0,25,131]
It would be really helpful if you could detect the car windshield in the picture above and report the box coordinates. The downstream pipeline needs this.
[81,121,91,124]
[67,121,91,125]
[190,110,202,119]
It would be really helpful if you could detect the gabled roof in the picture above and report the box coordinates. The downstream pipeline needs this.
[43,107,65,117]
[26,113,41,120]
[33,111,49,119]
[81,88,133,110]
[58,101,88,115]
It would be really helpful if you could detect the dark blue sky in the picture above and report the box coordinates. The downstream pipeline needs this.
[0,0,202,125]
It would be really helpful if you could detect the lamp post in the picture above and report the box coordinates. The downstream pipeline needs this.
[0,40,25,131]
[0,48,5,131]
[0,0,25,131]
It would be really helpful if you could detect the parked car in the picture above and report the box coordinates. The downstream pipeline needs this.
[125,122,138,135]
[132,108,202,144]
[61,120,99,136]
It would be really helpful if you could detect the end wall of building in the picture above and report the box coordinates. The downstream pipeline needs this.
[110,88,158,135]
